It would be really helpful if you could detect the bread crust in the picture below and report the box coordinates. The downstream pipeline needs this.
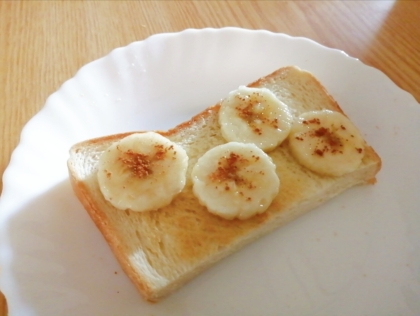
[67,66,381,302]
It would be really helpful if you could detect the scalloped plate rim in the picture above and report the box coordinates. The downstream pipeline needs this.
[1,27,419,316]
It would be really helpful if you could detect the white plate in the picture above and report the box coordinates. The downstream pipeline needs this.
[1,27,420,316]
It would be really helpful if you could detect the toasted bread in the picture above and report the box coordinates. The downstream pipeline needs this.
[67,66,381,302]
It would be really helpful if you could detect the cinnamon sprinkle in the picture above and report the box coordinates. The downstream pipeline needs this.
[309,125,343,156]
[119,144,173,178]
[302,118,321,125]
[235,93,279,135]
[209,152,258,194]
[300,116,364,158]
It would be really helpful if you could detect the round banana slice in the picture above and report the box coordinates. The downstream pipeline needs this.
[219,86,293,151]
[288,110,365,177]
[191,142,280,220]
[97,132,188,212]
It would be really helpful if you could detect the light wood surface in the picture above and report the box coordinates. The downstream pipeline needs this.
[1,1,419,314]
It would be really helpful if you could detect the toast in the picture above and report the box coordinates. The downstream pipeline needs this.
[67,66,381,302]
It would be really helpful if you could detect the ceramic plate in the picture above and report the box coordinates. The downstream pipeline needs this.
[1,28,420,316]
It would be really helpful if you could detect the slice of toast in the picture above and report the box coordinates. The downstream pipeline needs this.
[67,66,381,302]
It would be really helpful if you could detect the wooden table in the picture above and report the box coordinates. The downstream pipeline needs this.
[1,1,419,314]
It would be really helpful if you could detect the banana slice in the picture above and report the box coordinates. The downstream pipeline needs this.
[219,86,293,151]
[97,132,188,212]
[288,110,365,176]
[191,142,280,220]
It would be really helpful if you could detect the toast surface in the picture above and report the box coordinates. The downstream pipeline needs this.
[68,66,381,301]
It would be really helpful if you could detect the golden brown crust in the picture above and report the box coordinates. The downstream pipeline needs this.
[250,66,345,114]
[68,166,158,300]
[362,145,382,184]
[164,105,221,137]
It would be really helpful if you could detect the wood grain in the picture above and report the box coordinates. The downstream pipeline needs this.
[1,1,419,314]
